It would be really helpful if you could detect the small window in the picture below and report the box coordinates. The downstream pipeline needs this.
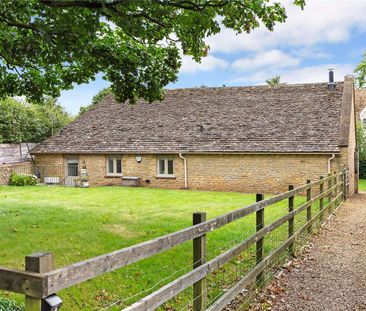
[106,156,122,176]
[157,157,174,177]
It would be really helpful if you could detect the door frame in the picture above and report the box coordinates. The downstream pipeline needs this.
[64,155,79,186]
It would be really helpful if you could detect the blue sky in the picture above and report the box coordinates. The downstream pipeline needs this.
[59,0,366,115]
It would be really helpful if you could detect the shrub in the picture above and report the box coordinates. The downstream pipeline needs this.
[0,297,24,311]
[360,160,366,179]
[9,173,37,186]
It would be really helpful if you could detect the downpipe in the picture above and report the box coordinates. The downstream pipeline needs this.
[179,153,188,189]
[327,153,335,174]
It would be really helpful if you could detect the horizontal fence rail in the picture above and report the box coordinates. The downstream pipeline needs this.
[0,171,347,311]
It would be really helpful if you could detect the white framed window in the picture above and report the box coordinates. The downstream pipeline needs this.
[106,155,122,176]
[157,156,174,177]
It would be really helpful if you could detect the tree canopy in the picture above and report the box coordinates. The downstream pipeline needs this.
[0,97,72,143]
[0,0,305,104]
[79,87,112,114]
[355,54,366,88]
[357,121,366,161]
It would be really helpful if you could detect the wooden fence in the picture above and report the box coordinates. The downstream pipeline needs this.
[0,143,37,164]
[0,171,348,311]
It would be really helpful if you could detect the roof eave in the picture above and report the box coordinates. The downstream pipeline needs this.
[31,150,341,155]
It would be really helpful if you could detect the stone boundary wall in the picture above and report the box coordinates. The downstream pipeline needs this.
[0,161,33,185]
[355,88,366,119]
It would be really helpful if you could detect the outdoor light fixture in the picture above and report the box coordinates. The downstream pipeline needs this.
[42,294,63,311]
[135,155,142,163]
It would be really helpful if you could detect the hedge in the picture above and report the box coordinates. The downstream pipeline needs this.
[360,160,366,179]
[9,173,37,186]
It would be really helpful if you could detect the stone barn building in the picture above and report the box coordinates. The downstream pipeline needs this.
[31,76,358,194]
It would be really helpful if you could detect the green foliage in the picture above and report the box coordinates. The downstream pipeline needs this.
[79,87,112,114]
[0,1,305,104]
[0,97,72,143]
[0,297,24,311]
[266,76,281,86]
[9,173,37,186]
[356,122,366,179]
[359,179,366,191]
[91,87,113,106]
[357,121,366,161]
[355,53,366,87]
[359,161,366,179]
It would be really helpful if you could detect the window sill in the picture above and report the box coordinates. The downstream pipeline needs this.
[156,175,176,179]
[105,175,123,178]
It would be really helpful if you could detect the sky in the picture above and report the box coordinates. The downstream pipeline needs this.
[59,0,366,115]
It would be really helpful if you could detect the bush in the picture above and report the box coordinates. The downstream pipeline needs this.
[360,160,366,179]
[0,297,24,311]
[9,173,37,186]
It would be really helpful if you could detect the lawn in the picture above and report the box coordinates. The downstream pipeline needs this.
[0,186,310,310]
[359,179,366,191]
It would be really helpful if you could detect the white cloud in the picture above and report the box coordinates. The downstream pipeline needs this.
[207,0,366,53]
[290,47,331,60]
[180,55,228,73]
[231,50,300,71]
[281,64,354,84]
[230,64,354,85]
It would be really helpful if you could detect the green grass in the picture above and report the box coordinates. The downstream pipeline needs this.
[0,186,312,310]
[359,179,366,191]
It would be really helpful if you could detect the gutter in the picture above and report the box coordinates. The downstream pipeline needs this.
[328,153,335,174]
[179,153,188,189]
[31,151,341,155]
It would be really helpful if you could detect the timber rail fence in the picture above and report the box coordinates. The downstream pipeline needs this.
[0,171,348,311]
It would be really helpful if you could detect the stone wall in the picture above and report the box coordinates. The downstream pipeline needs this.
[33,154,65,181]
[79,154,185,188]
[0,162,33,185]
[355,88,366,118]
[34,153,343,193]
[0,164,12,184]
[186,153,340,193]
[339,90,358,195]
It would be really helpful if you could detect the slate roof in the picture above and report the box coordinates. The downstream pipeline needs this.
[31,82,349,155]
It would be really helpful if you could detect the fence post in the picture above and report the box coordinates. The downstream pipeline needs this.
[342,169,347,200]
[193,212,207,311]
[25,252,54,311]
[288,185,295,256]
[256,194,264,287]
[306,180,312,234]
[333,172,338,208]
[319,176,324,223]
[327,173,332,212]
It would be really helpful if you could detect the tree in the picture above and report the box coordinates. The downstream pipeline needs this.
[0,98,29,143]
[266,76,281,86]
[35,97,73,136]
[357,121,366,179]
[355,54,366,87]
[79,87,112,114]
[357,121,366,161]
[0,97,72,143]
[0,0,305,104]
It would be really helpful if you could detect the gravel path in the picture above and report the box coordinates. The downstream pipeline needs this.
[257,193,366,311]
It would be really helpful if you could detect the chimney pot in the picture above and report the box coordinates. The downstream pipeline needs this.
[328,69,336,91]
